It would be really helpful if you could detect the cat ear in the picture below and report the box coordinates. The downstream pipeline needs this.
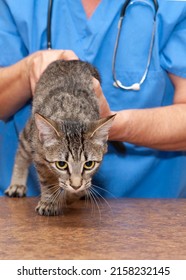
[90,114,116,145]
[34,113,60,146]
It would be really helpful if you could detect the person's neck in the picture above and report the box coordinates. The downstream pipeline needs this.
[81,0,101,18]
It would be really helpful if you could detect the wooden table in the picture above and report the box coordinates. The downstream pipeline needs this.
[0,197,186,260]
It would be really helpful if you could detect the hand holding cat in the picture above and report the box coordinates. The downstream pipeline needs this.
[93,78,113,118]
[26,50,78,94]
[25,49,113,119]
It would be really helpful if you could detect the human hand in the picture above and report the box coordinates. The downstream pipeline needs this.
[25,50,78,95]
[93,78,113,118]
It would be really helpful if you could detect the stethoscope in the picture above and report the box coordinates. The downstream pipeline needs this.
[113,0,158,91]
[47,0,158,91]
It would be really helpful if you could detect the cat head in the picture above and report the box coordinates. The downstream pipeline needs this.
[34,113,116,193]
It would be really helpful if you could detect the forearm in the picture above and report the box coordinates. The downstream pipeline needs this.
[110,104,186,151]
[0,59,31,121]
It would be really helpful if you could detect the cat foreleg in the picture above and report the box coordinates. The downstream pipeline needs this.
[34,168,62,216]
[5,132,31,197]
[35,199,61,216]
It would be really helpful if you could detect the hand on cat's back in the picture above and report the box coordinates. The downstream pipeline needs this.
[93,78,112,118]
[25,48,113,119]
[25,49,79,94]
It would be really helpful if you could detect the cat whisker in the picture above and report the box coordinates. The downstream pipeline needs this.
[59,181,68,189]
[91,183,117,199]
[84,188,93,209]
[50,188,61,204]
[88,189,101,220]
[40,185,60,199]
[83,182,91,192]
[36,188,61,216]
[36,184,59,200]
[89,186,102,205]
[84,180,91,207]
[42,184,59,192]
[88,188,102,220]
[84,181,100,215]
[46,188,63,215]
[41,185,61,203]
[55,190,64,214]
[86,189,96,216]
[90,185,113,215]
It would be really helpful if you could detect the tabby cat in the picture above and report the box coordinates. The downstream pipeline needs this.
[5,60,115,216]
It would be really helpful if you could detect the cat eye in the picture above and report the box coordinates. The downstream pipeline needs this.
[55,161,68,170]
[84,161,95,170]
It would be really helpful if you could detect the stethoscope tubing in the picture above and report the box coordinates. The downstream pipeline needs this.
[47,0,54,49]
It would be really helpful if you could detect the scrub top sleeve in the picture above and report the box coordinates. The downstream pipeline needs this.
[160,14,186,78]
[0,0,28,67]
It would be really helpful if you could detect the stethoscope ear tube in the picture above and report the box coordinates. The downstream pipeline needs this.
[154,0,159,13]
[120,0,131,17]
[47,0,54,49]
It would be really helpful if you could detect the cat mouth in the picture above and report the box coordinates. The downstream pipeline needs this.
[67,185,86,193]
[59,181,91,193]
[58,182,81,193]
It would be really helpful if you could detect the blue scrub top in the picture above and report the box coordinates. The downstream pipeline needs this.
[0,0,186,197]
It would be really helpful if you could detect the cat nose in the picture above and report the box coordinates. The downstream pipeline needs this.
[71,184,81,190]
[70,177,82,190]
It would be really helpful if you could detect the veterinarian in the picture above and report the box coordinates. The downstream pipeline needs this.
[0,0,186,197]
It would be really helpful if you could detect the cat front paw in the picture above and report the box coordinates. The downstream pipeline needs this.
[4,184,26,197]
[35,200,61,216]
